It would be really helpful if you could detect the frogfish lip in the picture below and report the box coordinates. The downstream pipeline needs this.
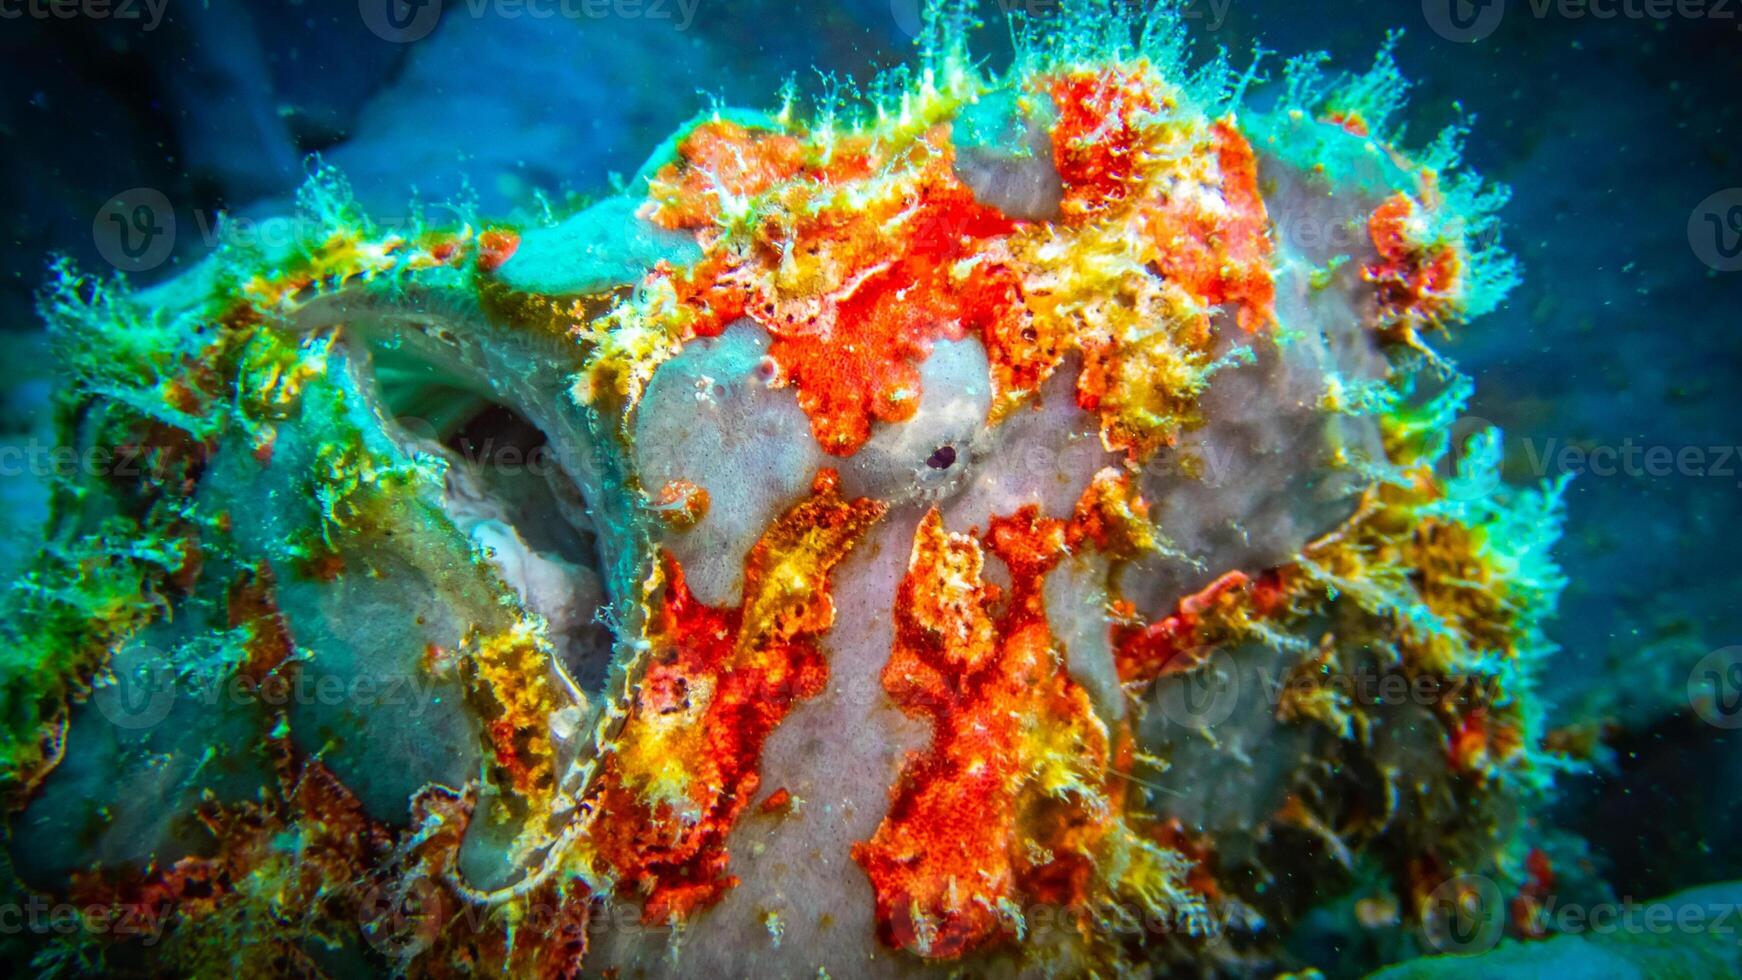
[344,315,613,676]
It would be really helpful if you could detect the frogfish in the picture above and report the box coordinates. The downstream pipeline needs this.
[1,3,1567,976]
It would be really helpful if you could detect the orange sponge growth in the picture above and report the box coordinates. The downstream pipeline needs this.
[853,506,1122,959]
[1366,191,1464,336]
[588,470,885,923]
[647,120,1026,455]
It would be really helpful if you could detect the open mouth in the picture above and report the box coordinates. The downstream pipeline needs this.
[356,326,620,703]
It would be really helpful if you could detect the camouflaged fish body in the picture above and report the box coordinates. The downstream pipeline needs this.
[2,6,1565,977]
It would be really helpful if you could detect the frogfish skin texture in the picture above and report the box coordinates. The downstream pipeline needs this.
[1,4,1567,977]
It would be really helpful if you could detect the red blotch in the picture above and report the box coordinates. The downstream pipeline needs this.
[477,228,520,272]
[1050,69,1159,220]
[1113,569,1286,683]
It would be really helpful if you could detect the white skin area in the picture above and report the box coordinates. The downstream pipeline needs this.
[950,88,1065,222]
[836,336,993,505]
[1121,309,1385,611]
[1045,551,1125,723]
[631,320,827,607]
[465,521,603,658]
[443,465,607,664]
[598,506,939,980]
[1113,128,1399,615]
